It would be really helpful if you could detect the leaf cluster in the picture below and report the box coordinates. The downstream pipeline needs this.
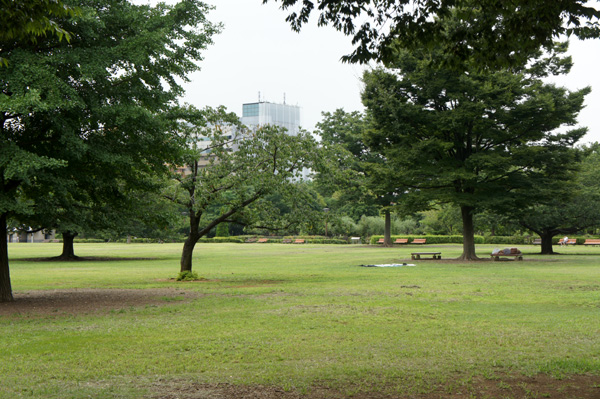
[265,0,600,68]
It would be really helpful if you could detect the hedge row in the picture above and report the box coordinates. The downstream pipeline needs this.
[369,235,484,245]
[70,237,347,244]
[369,235,533,245]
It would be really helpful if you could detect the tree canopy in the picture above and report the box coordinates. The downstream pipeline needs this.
[0,0,219,302]
[361,41,589,260]
[264,0,600,67]
[518,144,600,254]
[168,107,322,273]
[0,0,79,66]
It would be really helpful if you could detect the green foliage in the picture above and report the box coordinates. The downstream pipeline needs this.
[393,218,420,235]
[170,107,323,271]
[362,40,589,259]
[0,0,79,66]
[516,144,600,252]
[198,237,245,244]
[215,221,230,237]
[369,235,485,245]
[419,206,462,235]
[72,238,106,244]
[357,215,384,238]
[266,0,600,68]
[175,270,201,281]
[1,0,220,300]
[483,236,528,245]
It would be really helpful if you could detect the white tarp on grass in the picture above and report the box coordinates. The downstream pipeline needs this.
[360,263,416,267]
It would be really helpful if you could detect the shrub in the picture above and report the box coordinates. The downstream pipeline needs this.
[198,237,245,243]
[72,238,107,243]
[483,235,528,245]
[369,235,485,244]
[176,271,202,281]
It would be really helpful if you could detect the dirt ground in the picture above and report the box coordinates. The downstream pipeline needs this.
[150,375,600,399]
[0,287,200,316]
[2,288,598,398]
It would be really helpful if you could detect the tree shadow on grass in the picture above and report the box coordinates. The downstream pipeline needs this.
[19,256,159,262]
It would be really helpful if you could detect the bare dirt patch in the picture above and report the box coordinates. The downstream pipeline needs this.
[20,256,158,262]
[0,288,200,317]
[150,374,600,399]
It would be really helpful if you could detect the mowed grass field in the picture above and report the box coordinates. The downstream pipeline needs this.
[1,242,599,398]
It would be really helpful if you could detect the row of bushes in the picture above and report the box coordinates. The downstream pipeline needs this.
[204,236,348,244]
[69,235,597,245]
[369,235,532,245]
[73,236,348,244]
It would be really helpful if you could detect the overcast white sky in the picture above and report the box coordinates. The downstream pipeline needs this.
[162,0,600,142]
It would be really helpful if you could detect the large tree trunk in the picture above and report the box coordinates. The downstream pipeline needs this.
[458,205,479,260]
[0,213,14,302]
[180,236,199,272]
[180,212,201,273]
[539,231,557,254]
[58,231,79,260]
[383,209,392,247]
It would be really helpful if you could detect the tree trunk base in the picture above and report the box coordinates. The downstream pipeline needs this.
[456,254,481,261]
[48,255,82,261]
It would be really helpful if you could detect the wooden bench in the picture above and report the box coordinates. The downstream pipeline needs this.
[377,238,385,244]
[282,239,293,244]
[558,238,576,245]
[411,238,426,245]
[411,252,441,260]
[532,239,541,245]
[491,253,523,261]
[491,249,523,261]
[394,238,408,244]
[583,239,600,246]
[245,238,257,243]
[294,239,305,244]
[257,238,268,243]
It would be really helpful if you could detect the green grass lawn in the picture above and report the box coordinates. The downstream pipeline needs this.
[1,242,599,398]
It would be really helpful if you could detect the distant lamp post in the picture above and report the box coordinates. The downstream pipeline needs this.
[323,208,330,237]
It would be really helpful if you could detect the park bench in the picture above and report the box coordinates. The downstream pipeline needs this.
[377,238,385,244]
[491,248,523,261]
[282,239,293,244]
[257,238,268,243]
[294,239,305,244]
[532,239,541,245]
[411,252,441,260]
[245,238,257,243]
[411,238,427,245]
[583,239,600,246]
[394,238,408,245]
[559,238,576,245]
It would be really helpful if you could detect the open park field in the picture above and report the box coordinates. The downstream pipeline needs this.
[1,242,599,399]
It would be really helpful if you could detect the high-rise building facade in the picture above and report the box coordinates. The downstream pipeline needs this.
[241,101,301,135]
[241,101,310,180]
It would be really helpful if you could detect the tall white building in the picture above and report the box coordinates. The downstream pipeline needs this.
[241,101,301,136]
[241,101,310,180]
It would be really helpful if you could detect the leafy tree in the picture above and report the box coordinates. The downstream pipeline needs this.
[518,144,600,254]
[167,107,321,273]
[215,208,230,237]
[419,206,462,235]
[265,0,600,67]
[0,0,79,66]
[0,0,219,302]
[361,41,589,260]
[315,109,399,244]
[314,110,378,219]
